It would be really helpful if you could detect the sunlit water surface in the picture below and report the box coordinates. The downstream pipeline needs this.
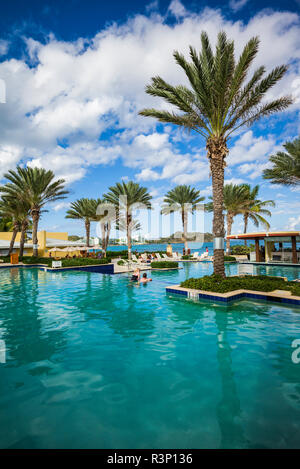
[0,263,299,449]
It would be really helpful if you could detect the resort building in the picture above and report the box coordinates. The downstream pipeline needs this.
[227,231,300,264]
[0,230,85,257]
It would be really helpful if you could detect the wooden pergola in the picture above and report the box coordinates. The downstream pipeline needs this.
[227,231,300,264]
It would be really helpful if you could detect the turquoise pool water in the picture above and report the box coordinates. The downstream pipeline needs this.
[0,263,300,449]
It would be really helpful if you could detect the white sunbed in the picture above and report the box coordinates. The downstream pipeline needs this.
[162,253,171,260]
[192,251,199,260]
[199,252,209,261]
[155,253,163,260]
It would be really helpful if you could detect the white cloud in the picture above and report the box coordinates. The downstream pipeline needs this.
[53,202,70,212]
[0,4,299,186]
[0,40,9,56]
[136,168,160,181]
[286,215,300,230]
[168,0,187,18]
[229,0,249,12]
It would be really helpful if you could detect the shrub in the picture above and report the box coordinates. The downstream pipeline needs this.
[180,274,300,296]
[117,260,125,266]
[151,261,178,269]
[20,256,110,267]
[224,256,236,262]
[182,255,192,260]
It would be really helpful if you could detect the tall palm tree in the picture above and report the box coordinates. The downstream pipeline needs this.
[66,198,99,247]
[240,184,275,245]
[206,184,249,253]
[104,181,152,260]
[139,31,292,276]
[0,167,68,256]
[0,196,31,256]
[162,185,205,251]
[263,136,300,186]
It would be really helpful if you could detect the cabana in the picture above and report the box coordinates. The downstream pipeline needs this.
[227,231,300,264]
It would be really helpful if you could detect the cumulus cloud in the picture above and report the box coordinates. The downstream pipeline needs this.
[0,4,299,185]
[286,215,300,230]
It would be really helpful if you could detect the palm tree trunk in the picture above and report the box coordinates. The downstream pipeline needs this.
[9,224,19,255]
[209,153,226,277]
[182,207,188,251]
[243,214,248,246]
[226,212,234,254]
[85,220,90,247]
[127,213,132,260]
[19,220,28,259]
[32,209,39,257]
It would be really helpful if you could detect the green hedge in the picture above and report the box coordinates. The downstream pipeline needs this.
[151,261,178,269]
[180,274,300,296]
[20,256,110,267]
[224,256,237,262]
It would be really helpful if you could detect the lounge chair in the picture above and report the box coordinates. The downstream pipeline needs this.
[199,252,209,261]
[155,253,163,260]
[162,253,171,260]
[192,251,199,260]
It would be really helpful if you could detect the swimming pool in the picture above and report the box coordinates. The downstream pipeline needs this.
[0,263,300,448]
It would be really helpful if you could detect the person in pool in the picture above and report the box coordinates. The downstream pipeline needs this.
[131,268,140,282]
[139,272,152,284]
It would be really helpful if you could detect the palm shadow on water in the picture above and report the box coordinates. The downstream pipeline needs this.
[0,268,67,367]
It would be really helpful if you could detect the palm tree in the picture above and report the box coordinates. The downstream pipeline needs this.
[104,181,152,260]
[139,31,292,276]
[240,184,275,245]
[263,136,300,186]
[0,167,68,256]
[95,198,116,258]
[206,184,249,253]
[162,185,205,251]
[0,196,31,256]
[66,198,99,247]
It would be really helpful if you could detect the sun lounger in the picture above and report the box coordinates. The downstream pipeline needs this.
[155,253,162,260]
[162,253,171,260]
[192,251,199,260]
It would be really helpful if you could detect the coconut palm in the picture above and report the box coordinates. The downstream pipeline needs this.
[104,181,152,260]
[139,31,292,276]
[66,198,99,247]
[240,184,275,245]
[0,196,31,256]
[0,167,68,256]
[162,185,205,250]
[263,136,300,186]
[206,184,249,253]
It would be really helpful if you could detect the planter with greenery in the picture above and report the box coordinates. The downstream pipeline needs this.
[151,261,179,269]
[180,274,300,296]
[231,245,255,255]
[6,256,112,267]
[224,256,237,262]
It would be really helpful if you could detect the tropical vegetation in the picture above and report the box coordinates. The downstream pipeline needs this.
[104,181,152,260]
[66,198,100,247]
[151,261,179,269]
[139,30,292,276]
[181,274,300,296]
[162,185,205,250]
[263,136,300,186]
[0,167,68,256]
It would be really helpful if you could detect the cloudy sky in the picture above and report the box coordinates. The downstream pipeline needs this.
[0,0,299,238]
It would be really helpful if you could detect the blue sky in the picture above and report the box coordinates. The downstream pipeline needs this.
[0,0,299,239]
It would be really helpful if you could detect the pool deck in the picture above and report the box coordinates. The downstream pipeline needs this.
[166,284,300,306]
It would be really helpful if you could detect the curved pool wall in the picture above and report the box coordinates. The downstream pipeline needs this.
[0,262,299,449]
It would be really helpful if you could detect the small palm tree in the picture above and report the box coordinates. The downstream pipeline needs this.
[206,184,249,253]
[95,198,116,258]
[66,198,99,247]
[263,136,300,186]
[104,181,152,260]
[240,184,275,245]
[139,31,292,276]
[0,196,31,256]
[0,167,68,256]
[162,185,205,250]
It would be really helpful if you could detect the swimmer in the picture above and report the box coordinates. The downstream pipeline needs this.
[131,268,140,282]
[139,272,152,284]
